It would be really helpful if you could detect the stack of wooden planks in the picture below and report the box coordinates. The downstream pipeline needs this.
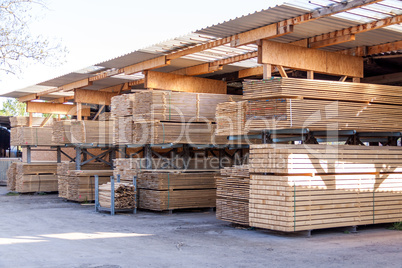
[138,171,217,211]
[98,112,112,121]
[249,144,402,232]
[242,78,402,132]
[216,165,250,225]
[132,91,241,122]
[215,101,248,136]
[112,116,133,145]
[70,120,113,144]
[99,182,136,209]
[113,158,145,183]
[6,162,18,191]
[14,162,58,193]
[10,116,55,128]
[11,127,55,146]
[59,170,112,202]
[111,94,136,117]
[52,120,72,144]
[132,121,230,145]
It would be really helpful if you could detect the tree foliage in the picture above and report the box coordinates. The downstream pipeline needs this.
[0,98,27,116]
[0,0,66,75]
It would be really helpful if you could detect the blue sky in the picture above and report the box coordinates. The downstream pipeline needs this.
[0,0,285,96]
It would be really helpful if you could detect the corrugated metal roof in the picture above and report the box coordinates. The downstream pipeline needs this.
[4,0,402,99]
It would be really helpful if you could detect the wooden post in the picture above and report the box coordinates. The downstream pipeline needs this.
[58,114,61,121]
[77,102,82,121]
[28,112,33,127]
[263,64,272,79]
[307,71,314,80]
[353,77,361,83]
[276,65,288,78]
[339,76,347,82]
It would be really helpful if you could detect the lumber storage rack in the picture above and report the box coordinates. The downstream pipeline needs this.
[228,129,402,146]
[95,175,137,215]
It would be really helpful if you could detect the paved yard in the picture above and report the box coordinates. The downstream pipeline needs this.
[0,187,401,268]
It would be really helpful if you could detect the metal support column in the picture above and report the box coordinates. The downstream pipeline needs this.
[182,144,190,169]
[109,147,116,169]
[75,146,82,170]
[26,146,31,163]
[57,147,61,163]
[261,130,273,144]
[95,175,99,212]
[111,176,115,215]
[144,144,152,169]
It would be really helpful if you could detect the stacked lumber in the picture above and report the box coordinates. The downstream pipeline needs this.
[132,121,229,145]
[10,116,55,127]
[11,127,55,146]
[132,91,241,122]
[113,158,144,183]
[6,162,18,191]
[57,161,111,197]
[14,162,58,193]
[215,101,248,136]
[98,112,112,121]
[138,171,217,211]
[113,116,133,145]
[70,120,113,144]
[241,78,402,132]
[52,120,72,144]
[60,170,112,202]
[216,165,250,225]
[139,189,216,211]
[111,94,136,117]
[249,144,402,232]
[99,182,136,209]
[243,78,402,105]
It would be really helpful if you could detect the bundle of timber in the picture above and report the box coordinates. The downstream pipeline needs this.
[113,158,146,183]
[132,121,230,145]
[132,91,241,122]
[11,127,55,146]
[60,170,112,202]
[14,162,58,193]
[6,162,18,191]
[249,144,402,232]
[216,165,250,225]
[139,189,216,211]
[52,120,72,144]
[243,78,402,105]
[113,116,133,145]
[10,116,55,128]
[138,171,217,211]
[215,101,248,136]
[98,112,112,121]
[245,98,402,132]
[111,94,136,117]
[57,161,110,177]
[99,182,136,209]
[70,120,113,144]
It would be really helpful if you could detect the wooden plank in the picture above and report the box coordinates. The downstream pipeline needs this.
[276,65,288,78]
[172,63,211,76]
[309,34,355,49]
[144,71,227,94]
[99,83,130,93]
[74,88,118,105]
[124,56,170,75]
[18,93,38,102]
[263,64,272,79]
[26,102,90,116]
[93,105,105,121]
[310,0,383,18]
[339,76,347,82]
[39,114,53,127]
[259,40,364,77]
[307,70,314,80]
[239,66,263,78]
[61,78,92,92]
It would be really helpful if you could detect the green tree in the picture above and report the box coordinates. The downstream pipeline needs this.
[0,0,66,75]
[0,98,27,116]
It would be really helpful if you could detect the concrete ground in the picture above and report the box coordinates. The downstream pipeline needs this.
[1,187,402,268]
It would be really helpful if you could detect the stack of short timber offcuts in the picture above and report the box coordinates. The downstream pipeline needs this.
[99,182,136,209]
[6,162,18,191]
[10,116,55,128]
[70,120,113,145]
[57,162,111,198]
[242,78,402,132]
[249,144,402,232]
[216,165,250,225]
[11,127,55,146]
[111,94,136,145]
[138,171,217,211]
[59,170,112,202]
[14,162,58,193]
